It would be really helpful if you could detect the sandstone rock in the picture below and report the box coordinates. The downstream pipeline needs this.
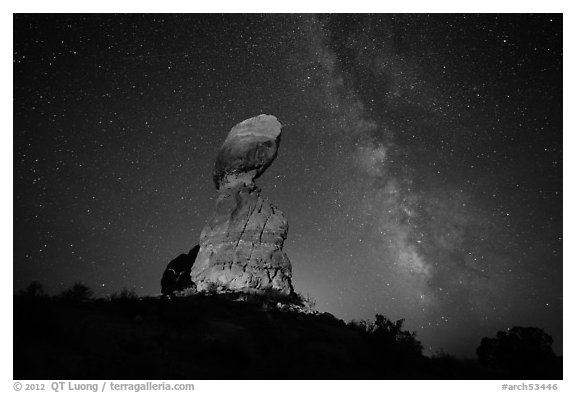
[190,115,293,295]
[191,184,293,294]
[213,114,282,190]
[161,245,199,295]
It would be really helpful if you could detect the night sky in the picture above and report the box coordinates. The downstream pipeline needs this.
[14,14,562,357]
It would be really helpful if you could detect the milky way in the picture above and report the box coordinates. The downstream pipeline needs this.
[14,14,562,356]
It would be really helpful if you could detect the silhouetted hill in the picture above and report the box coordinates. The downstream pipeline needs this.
[13,292,562,380]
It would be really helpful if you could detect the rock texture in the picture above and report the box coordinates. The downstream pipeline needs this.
[161,245,199,295]
[213,114,281,190]
[190,115,293,295]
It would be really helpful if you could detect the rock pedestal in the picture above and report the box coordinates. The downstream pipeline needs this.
[190,115,293,295]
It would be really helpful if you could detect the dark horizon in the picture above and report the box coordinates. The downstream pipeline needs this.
[14,14,562,358]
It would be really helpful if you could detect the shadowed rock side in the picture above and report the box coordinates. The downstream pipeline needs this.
[191,114,293,295]
[161,246,199,295]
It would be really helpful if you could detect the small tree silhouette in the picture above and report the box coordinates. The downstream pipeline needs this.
[111,288,138,301]
[60,282,93,302]
[348,319,369,332]
[20,281,44,298]
[477,326,557,376]
[371,314,423,357]
[348,314,423,359]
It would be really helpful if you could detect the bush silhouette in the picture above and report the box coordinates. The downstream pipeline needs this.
[111,288,139,301]
[19,281,45,298]
[204,282,219,294]
[477,326,558,377]
[348,314,423,359]
[60,282,93,302]
[371,314,423,357]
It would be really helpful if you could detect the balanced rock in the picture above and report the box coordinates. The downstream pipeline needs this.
[213,114,281,190]
[190,115,293,295]
[161,245,199,295]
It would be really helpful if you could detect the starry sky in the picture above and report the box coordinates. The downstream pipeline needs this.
[14,14,562,357]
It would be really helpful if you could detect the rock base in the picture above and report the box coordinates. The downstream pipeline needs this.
[190,184,293,295]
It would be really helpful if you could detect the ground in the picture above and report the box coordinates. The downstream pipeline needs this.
[13,292,562,380]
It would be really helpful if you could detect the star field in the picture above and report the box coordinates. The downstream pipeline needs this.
[14,14,562,356]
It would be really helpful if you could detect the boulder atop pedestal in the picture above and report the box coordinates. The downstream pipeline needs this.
[191,114,294,295]
[213,114,282,190]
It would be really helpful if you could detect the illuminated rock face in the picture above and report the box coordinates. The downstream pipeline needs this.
[190,115,293,295]
[213,114,282,190]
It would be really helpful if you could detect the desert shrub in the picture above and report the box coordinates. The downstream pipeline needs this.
[59,282,93,302]
[348,319,369,332]
[204,282,219,294]
[175,286,197,297]
[111,288,139,301]
[477,327,556,369]
[348,314,423,360]
[432,349,456,361]
[290,292,317,309]
[301,292,316,309]
[370,314,423,357]
[19,281,45,298]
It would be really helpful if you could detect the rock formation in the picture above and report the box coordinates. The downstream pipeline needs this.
[161,245,199,295]
[190,114,293,295]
